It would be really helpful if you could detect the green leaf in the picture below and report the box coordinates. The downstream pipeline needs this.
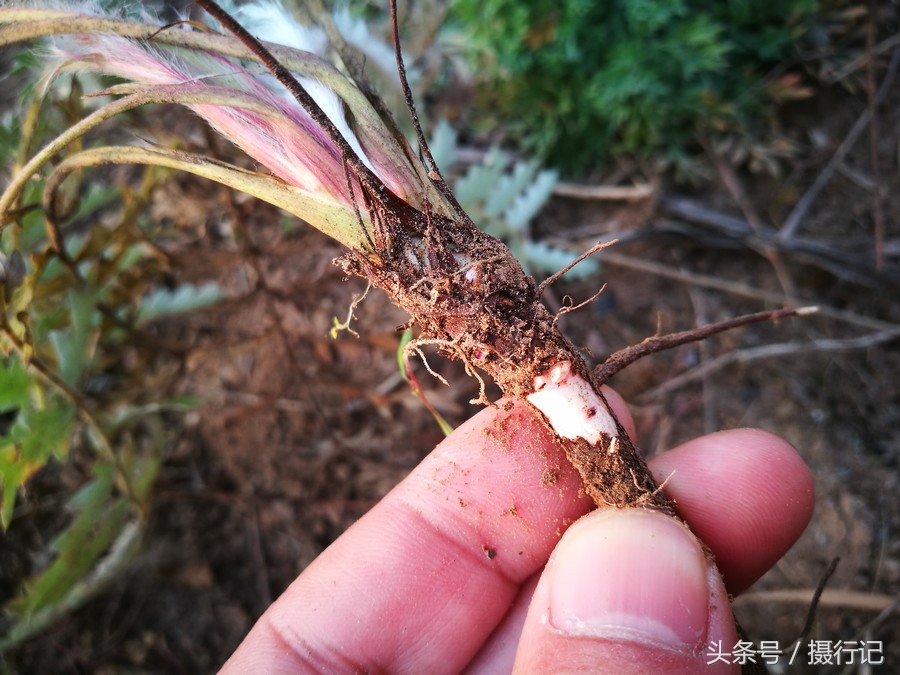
[0,357,31,411]
[454,148,506,205]
[0,400,75,529]
[523,240,600,280]
[70,182,120,223]
[0,115,20,165]
[117,242,149,272]
[135,281,224,327]
[128,454,160,505]
[3,400,75,464]
[49,288,98,386]
[8,464,131,618]
[485,160,538,218]
[450,0,818,173]
[107,395,202,430]
[0,444,29,531]
[397,328,414,382]
[428,119,458,175]
[503,168,557,231]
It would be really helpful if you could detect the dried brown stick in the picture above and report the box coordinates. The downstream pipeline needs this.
[866,0,885,270]
[598,250,900,334]
[826,32,900,83]
[559,216,899,287]
[388,0,473,229]
[592,307,817,386]
[779,49,900,241]
[854,593,900,640]
[734,589,896,612]
[552,182,655,201]
[705,144,798,301]
[683,278,718,434]
[642,329,900,400]
[535,240,614,298]
[658,197,900,284]
[796,558,841,650]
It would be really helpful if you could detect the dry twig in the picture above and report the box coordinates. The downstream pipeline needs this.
[641,329,900,400]
[825,32,900,83]
[593,306,818,386]
[553,182,656,202]
[704,144,797,300]
[779,49,900,241]
[597,250,900,333]
[734,589,897,613]
[866,0,886,269]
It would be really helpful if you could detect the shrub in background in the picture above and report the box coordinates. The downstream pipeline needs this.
[449,0,818,175]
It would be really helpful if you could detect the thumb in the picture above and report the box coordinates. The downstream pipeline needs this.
[513,509,740,674]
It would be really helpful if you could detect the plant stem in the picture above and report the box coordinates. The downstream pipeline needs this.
[592,306,818,385]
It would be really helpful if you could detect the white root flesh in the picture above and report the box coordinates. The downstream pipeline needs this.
[526,361,618,445]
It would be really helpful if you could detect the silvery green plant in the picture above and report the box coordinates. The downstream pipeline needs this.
[430,120,599,281]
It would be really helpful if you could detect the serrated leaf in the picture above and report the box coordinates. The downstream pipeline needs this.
[523,240,600,280]
[428,119,457,175]
[135,282,224,327]
[0,519,144,653]
[66,463,115,512]
[0,116,20,165]
[127,454,160,504]
[19,182,48,251]
[7,401,75,464]
[454,148,506,205]
[0,357,31,411]
[1,444,31,531]
[484,160,538,217]
[9,465,117,616]
[107,395,202,430]
[0,400,75,529]
[70,182,120,223]
[117,242,149,272]
[503,168,557,230]
[454,164,496,206]
[8,263,35,317]
[49,288,97,386]
[9,481,131,618]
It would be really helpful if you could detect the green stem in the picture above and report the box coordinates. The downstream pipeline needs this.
[39,144,372,251]
[0,84,367,247]
[0,521,143,654]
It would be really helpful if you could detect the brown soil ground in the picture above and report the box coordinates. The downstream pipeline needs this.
[2,8,899,675]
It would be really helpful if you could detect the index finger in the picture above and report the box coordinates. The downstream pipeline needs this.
[221,397,610,673]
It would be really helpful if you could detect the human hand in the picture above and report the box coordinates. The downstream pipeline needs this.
[221,391,814,674]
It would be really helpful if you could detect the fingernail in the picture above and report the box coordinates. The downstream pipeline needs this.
[547,509,711,649]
